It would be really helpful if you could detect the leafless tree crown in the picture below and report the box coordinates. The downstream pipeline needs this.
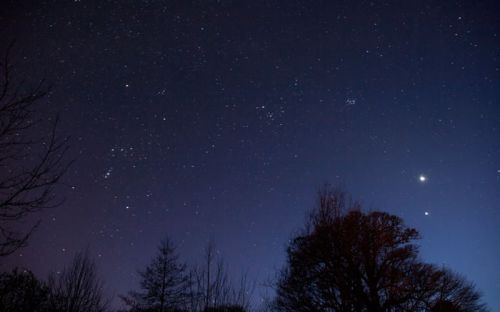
[47,251,109,312]
[0,42,71,256]
[188,241,254,312]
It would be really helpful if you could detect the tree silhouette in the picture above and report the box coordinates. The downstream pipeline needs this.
[0,268,49,312]
[121,238,190,312]
[203,305,246,312]
[0,42,71,256]
[188,241,252,312]
[275,186,488,312]
[47,250,109,312]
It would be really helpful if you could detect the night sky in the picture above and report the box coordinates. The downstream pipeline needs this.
[1,0,500,310]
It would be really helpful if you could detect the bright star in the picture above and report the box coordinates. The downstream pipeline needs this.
[419,174,427,182]
[424,211,429,216]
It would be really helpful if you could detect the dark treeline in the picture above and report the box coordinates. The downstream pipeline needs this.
[0,45,490,312]
[118,238,254,312]
[0,251,108,312]
[0,241,253,312]
[0,187,490,312]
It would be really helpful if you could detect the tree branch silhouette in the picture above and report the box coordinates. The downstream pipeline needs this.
[0,41,72,256]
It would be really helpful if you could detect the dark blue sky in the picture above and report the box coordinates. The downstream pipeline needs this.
[1,0,499,310]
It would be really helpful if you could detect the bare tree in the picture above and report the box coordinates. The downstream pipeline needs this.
[202,241,232,310]
[0,42,71,256]
[122,237,190,312]
[275,186,488,312]
[189,241,254,312]
[47,251,109,312]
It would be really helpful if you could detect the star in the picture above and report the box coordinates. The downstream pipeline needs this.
[419,175,427,182]
[345,98,356,106]
[424,211,430,216]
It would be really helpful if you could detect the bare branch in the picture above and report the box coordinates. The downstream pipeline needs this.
[0,42,71,256]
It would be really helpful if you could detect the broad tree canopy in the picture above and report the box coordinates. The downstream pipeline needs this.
[275,187,487,312]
